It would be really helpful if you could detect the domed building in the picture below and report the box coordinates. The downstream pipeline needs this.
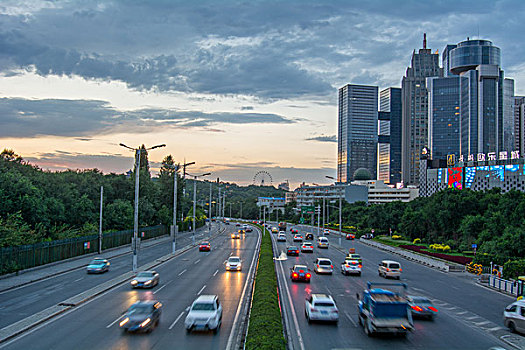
[353,168,372,181]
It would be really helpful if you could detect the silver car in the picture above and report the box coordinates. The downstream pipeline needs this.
[131,271,160,288]
[185,295,223,333]
[504,300,525,334]
[314,258,333,274]
[305,294,339,323]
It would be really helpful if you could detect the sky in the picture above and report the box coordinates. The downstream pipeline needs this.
[2,0,525,189]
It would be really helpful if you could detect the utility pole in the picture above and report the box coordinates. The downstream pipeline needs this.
[229,202,232,218]
[317,204,320,236]
[218,184,221,220]
[209,182,212,234]
[339,187,342,246]
[120,143,165,272]
[240,202,243,219]
[172,165,179,254]
[193,178,196,244]
[98,186,103,254]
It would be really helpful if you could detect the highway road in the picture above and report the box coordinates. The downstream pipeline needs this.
[271,223,516,350]
[0,224,222,330]
[1,223,260,350]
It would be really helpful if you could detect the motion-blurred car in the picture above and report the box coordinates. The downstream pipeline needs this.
[345,253,362,264]
[245,226,253,232]
[231,232,240,239]
[305,294,339,324]
[301,242,314,253]
[504,300,525,334]
[323,229,330,235]
[361,233,373,239]
[120,300,162,333]
[235,223,240,227]
[277,233,287,242]
[238,229,246,235]
[346,233,355,240]
[378,260,402,279]
[271,227,279,233]
[305,233,314,240]
[286,246,300,256]
[341,259,361,276]
[185,295,222,333]
[291,228,299,234]
[86,258,110,274]
[293,234,303,242]
[225,256,242,271]
[314,258,333,274]
[317,237,329,249]
[199,242,211,252]
[131,271,160,288]
[290,265,311,282]
[407,296,438,320]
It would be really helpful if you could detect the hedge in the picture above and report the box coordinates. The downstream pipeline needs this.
[399,245,473,265]
[245,225,286,350]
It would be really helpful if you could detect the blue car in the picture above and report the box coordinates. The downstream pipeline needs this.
[86,258,110,274]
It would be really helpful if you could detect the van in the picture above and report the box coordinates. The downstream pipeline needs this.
[317,237,329,249]
[378,260,402,279]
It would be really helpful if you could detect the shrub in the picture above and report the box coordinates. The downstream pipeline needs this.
[413,238,421,244]
[399,245,473,265]
[392,235,402,240]
[245,225,286,350]
[503,259,525,280]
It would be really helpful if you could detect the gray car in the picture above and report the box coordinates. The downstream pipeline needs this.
[314,258,333,274]
[131,271,160,288]
[504,300,525,334]
[407,295,438,320]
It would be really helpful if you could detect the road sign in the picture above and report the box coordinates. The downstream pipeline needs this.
[301,206,314,215]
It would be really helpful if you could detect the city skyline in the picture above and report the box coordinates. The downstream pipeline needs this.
[2,1,525,189]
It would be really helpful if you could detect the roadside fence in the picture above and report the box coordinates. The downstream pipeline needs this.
[0,225,167,275]
[488,275,521,297]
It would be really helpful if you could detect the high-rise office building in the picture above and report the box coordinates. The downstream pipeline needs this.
[427,76,460,160]
[515,96,525,156]
[377,87,402,184]
[442,39,511,156]
[402,34,443,185]
[337,84,378,182]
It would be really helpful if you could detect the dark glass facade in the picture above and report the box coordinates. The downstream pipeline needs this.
[449,40,501,74]
[379,88,402,184]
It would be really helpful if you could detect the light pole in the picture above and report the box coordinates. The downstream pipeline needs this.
[169,161,194,254]
[120,143,165,272]
[186,172,211,245]
[209,182,212,234]
[98,186,103,254]
[326,175,342,246]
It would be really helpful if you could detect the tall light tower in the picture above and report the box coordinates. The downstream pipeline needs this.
[186,172,211,245]
[120,143,166,272]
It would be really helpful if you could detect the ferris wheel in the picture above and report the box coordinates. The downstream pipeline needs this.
[253,171,273,186]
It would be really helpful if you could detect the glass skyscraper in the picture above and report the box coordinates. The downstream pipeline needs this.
[427,76,460,159]
[402,34,443,185]
[337,84,378,182]
[378,87,402,184]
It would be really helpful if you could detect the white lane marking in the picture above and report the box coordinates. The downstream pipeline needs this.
[456,311,468,315]
[73,278,83,282]
[153,280,172,295]
[185,306,190,312]
[194,259,201,264]
[344,311,358,327]
[169,311,185,330]
[466,316,480,320]
[486,326,503,332]
[106,314,124,328]
[277,257,306,350]
[226,226,262,350]
[178,269,187,276]
[213,269,219,277]
[197,285,206,295]
[326,287,332,295]
[474,320,491,326]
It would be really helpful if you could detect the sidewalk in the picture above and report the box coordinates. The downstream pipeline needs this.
[0,226,208,292]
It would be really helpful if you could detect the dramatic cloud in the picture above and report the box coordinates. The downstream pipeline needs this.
[1,1,524,100]
[0,97,295,137]
[305,135,337,143]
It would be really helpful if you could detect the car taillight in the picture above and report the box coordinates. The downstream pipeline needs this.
[331,265,333,268]
[411,306,423,312]
[306,273,311,278]
[428,306,438,312]
[399,268,402,272]
[293,273,298,278]
[358,264,362,268]
[386,268,390,272]
[345,264,350,268]
[311,308,318,312]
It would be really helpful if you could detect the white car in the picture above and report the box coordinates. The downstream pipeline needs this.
[378,260,402,279]
[314,258,333,274]
[317,237,329,249]
[341,259,361,276]
[277,233,287,242]
[225,256,242,271]
[185,295,222,333]
[504,300,525,334]
[323,229,330,235]
[300,242,314,253]
[305,294,339,323]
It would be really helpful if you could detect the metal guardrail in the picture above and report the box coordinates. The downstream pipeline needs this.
[359,239,450,272]
[488,275,519,296]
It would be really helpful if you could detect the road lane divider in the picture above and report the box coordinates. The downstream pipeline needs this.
[106,315,124,328]
[169,311,185,330]
[213,269,219,277]
[197,285,206,295]
[194,259,201,264]
[178,269,187,276]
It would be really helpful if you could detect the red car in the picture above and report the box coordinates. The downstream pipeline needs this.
[199,242,211,252]
[346,233,355,240]
[290,265,311,282]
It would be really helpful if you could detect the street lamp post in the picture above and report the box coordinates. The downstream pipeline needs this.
[326,176,342,246]
[209,182,212,235]
[186,172,211,245]
[120,143,165,272]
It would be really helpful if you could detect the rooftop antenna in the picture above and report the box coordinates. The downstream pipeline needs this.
[423,33,427,49]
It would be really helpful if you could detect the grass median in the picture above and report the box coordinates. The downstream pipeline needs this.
[245,225,286,350]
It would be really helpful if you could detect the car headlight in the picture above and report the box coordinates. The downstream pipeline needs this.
[120,317,129,327]
[131,280,138,285]
[145,280,152,285]
[237,264,242,269]
[140,318,151,328]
